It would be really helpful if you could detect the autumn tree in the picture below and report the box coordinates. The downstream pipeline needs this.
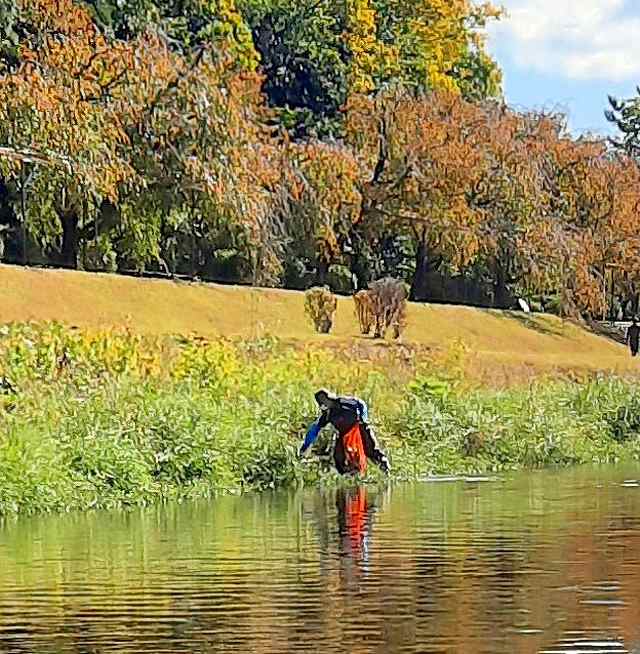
[468,109,562,307]
[346,89,486,300]
[116,44,285,282]
[603,91,640,316]
[370,0,502,96]
[0,0,142,267]
[572,156,640,318]
[515,129,640,318]
[274,139,362,286]
[0,0,285,281]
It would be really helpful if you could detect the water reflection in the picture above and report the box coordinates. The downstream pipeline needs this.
[1,466,640,653]
[336,486,373,564]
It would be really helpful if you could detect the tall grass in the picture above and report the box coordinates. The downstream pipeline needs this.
[1,322,639,517]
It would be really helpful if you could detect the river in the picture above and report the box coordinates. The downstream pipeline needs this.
[1,465,640,653]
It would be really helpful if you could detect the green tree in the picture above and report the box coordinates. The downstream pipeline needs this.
[84,0,258,68]
[370,0,502,97]
[240,0,350,136]
[606,91,640,159]
[0,0,21,69]
[239,0,502,137]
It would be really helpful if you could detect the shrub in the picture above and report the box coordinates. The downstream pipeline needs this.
[368,277,408,339]
[304,287,338,333]
[354,290,375,335]
[172,339,240,394]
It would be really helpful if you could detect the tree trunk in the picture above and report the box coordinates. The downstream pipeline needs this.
[410,239,430,301]
[348,227,371,291]
[493,262,510,309]
[19,168,27,265]
[316,259,329,286]
[59,211,79,269]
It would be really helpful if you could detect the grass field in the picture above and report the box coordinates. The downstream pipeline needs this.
[0,263,635,385]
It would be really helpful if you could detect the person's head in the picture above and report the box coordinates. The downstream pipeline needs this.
[315,389,337,410]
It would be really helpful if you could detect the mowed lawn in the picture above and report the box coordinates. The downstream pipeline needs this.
[0,263,635,382]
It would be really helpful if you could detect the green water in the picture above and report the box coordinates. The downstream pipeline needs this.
[2,466,640,653]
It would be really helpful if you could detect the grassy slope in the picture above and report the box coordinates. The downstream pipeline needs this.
[0,263,634,384]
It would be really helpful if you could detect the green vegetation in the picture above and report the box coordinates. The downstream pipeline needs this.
[1,321,640,517]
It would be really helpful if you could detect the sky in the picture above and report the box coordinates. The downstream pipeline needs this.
[487,0,640,136]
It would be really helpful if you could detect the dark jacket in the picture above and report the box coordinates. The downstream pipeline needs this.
[300,396,368,454]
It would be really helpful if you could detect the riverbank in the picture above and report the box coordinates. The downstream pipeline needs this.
[1,322,640,517]
[0,263,635,386]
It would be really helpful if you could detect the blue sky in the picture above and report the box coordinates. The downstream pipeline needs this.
[487,0,640,136]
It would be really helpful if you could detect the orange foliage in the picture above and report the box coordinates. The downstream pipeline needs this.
[346,90,485,273]
[0,0,282,279]
[277,140,362,265]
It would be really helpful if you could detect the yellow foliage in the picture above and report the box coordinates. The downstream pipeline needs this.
[345,0,398,92]
[304,287,338,334]
[172,339,241,391]
[0,322,171,384]
[345,0,503,94]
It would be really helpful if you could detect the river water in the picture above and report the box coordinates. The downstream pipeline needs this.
[1,465,640,653]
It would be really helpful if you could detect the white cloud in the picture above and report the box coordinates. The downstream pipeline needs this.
[488,0,640,81]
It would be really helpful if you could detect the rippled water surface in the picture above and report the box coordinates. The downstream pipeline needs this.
[2,466,640,653]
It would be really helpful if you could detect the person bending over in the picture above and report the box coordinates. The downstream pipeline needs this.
[299,389,390,475]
